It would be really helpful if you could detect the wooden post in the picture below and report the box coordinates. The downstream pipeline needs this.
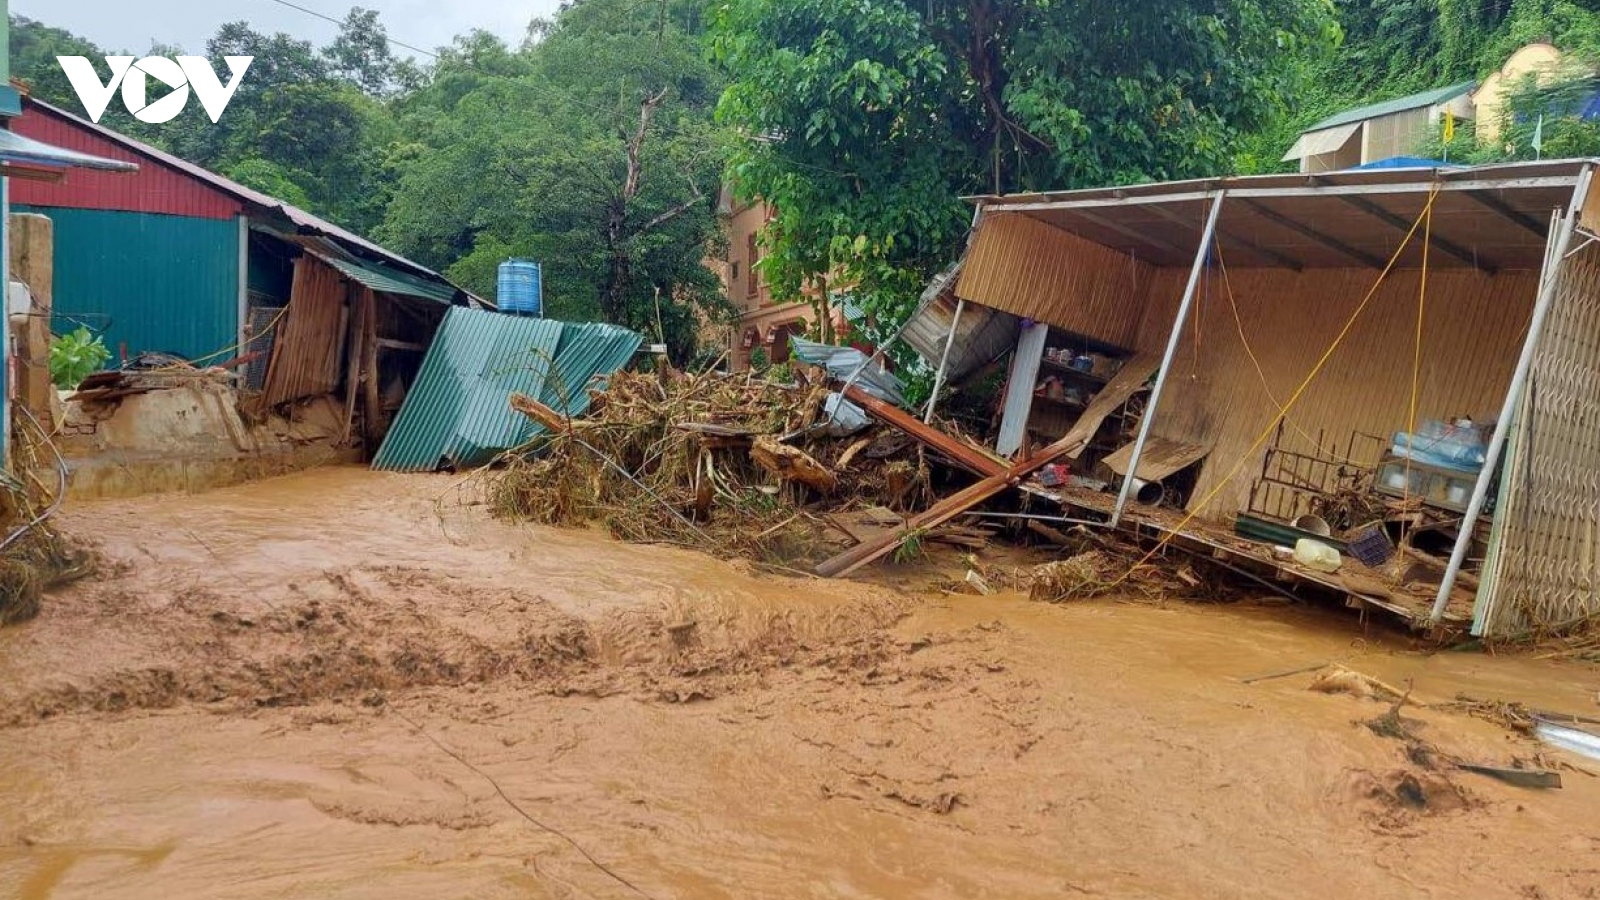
[360,289,382,452]
[339,283,364,446]
[9,214,54,435]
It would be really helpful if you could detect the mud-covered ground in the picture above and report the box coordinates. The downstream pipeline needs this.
[2,468,1598,899]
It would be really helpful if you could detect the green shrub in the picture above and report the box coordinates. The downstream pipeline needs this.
[49,327,111,390]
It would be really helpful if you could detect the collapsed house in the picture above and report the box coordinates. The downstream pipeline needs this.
[7,96,485,495]
[882,160,1600,640]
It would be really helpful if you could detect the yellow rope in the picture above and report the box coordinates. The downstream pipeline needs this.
[1215,245,1368,467]
[142,304,292,374]
[1403,198,1434,505]
[1106,185,1443,587]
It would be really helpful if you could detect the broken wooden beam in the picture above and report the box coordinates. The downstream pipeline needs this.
[815,428,1096,578]
[509,392,570,434]
[751,435,838,493]
[840,384,1003,476]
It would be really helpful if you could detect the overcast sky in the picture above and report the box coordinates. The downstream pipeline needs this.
[17,0,557,57]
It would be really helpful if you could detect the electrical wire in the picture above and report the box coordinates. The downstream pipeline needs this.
[0,406,69,552]
[1107,186,1444,589]
[182,303,291,369]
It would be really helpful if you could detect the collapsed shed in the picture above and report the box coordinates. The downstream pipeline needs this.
[9,95,480,457]
[900,160,1600,639]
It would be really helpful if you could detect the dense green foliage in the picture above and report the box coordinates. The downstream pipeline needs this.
[11,4,729,358]
[710,0,1340,341]
[1244,0,1600,171]
[19,0,1600,360]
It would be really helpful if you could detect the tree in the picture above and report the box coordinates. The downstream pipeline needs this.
[379,0,729,359]
[710,0,1339,342]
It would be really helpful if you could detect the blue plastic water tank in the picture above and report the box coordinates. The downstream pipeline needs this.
[497,259,543,317]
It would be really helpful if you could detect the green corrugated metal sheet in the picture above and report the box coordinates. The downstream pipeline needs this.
[314,252,459,305]
[20,206,238,360]
[371,307,642,472]
[1303,81,1475,133]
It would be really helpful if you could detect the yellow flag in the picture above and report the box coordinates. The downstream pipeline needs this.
[1443,112,1455,143]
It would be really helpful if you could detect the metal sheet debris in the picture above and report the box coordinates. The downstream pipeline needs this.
[371,308,641,472]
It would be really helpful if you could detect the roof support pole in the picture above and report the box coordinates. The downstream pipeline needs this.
[923,298,965,423]
[1430,164,1593,625]
[1110,190,1226,528]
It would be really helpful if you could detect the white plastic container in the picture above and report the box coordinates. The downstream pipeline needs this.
[1294,538,1343,573]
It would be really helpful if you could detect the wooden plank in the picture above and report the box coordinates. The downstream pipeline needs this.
[359,288,383,449]
[339,283,364,445]
[816,425,1104,578]
[1061,353,1159,460]
[1102,436,1211,481]
[375,338,427,352]
[842,383,1004,476]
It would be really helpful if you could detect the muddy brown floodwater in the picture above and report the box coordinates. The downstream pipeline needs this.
[2,467,1599,899]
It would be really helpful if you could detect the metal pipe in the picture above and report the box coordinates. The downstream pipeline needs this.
[1110,190,1226,527]
[924,298,965,423]
[967,511,1110,527]
[1431,166,1592,622]
[1129,477,1166,506]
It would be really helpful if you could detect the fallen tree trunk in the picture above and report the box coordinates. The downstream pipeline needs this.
[509,392,570,434]
[751,435,838,493]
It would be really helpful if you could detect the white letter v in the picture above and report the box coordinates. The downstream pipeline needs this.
[57,56,134,123]
[178,56,253,123]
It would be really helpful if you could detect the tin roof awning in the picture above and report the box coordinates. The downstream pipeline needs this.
[1281,121,1361,162]
[967,160,1596,272]
[306,249,460,305]
[0,126,136,175]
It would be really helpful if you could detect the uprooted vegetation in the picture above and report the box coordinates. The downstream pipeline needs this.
[486,369,961,565]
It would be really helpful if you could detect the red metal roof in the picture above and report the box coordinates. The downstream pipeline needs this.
[10,102,242,220]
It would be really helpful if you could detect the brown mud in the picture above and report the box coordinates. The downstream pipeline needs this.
[1,467,1598,899]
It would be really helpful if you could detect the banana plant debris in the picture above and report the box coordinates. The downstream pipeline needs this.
[493,367,950,565]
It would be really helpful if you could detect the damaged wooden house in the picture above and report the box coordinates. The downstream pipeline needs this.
[879,160,1600,641]
[7,95,481,496]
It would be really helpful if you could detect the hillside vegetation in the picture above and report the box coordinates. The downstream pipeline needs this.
[13,0,1600,352]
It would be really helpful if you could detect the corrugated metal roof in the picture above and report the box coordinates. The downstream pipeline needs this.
[903,264,1020,382]
[310,251,458,305]
[0,126,136,171]
[22,97,453,286]
[1301,81,1475,133]
[371,308,642,472]
[968,159,1590,272]
[13,104,244,219]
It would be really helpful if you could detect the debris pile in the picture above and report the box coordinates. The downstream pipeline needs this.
[489,369,947,565]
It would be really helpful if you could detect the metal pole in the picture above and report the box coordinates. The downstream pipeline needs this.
[923,298,965,423]
[1109,190,1226,528]
[1430,166,1592,622]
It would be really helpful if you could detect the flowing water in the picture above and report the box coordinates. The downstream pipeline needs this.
[1,467,1597,899]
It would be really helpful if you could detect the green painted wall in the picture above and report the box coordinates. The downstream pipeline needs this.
[19,206,239,361]
[247,235,294,303]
